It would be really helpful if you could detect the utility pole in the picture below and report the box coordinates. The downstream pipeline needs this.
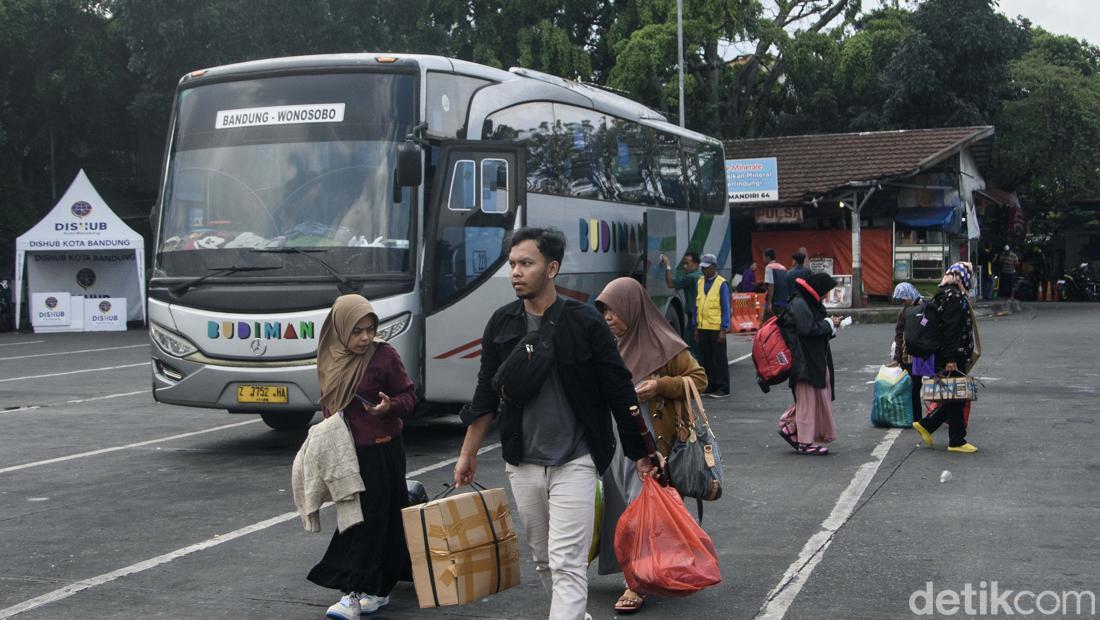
[849,196,862,309]
[845,186,879,309]
[677,0,685,128]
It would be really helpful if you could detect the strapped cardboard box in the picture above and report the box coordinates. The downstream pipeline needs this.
[401,486,520,608]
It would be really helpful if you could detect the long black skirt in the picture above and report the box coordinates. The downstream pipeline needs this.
[307,438,412,595]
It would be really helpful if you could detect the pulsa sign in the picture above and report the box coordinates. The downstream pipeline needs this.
[754,206,802,224]
[726,157,779,203]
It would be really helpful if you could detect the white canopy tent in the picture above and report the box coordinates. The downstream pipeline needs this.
[15,170,146,329]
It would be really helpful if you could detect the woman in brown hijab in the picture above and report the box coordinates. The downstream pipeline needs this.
[595,277,708,614]
[307,295,416,619]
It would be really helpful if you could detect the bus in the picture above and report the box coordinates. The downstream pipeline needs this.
[147,54,731,430]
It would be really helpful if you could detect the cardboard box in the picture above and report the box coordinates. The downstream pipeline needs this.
[402,487,521,608]
[921,376,978,402]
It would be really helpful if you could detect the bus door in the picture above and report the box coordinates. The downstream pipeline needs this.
[645,209,682,332]
[422,142,525,402]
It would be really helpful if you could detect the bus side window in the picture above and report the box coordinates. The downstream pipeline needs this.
[448,160,476,211]
[481,159,508,214]
[484,102,555,195]
[426,72,491,139]
[698,143,726,213]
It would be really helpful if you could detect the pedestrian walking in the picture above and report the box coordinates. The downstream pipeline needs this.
[891,282,925,422]
[594,276,707,614]
[912,262,980,453]
[660,251,704,358]
[454,227,661,620]
[786,250,812,292]
[776,273,841,455]
[739,261,757,293]
[763,248,790,316]
[307,295,417,619]
[695,253,730,398]
[997,245,1020,298]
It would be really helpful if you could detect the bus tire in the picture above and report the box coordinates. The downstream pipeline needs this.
[260,411,315,431]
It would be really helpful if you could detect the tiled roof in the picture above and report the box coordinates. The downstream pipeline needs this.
[724,126,994,204]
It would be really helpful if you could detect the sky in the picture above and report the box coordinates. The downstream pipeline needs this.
[996,0,1099,45]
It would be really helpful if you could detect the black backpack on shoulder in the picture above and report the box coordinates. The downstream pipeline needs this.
[903,299,941,358]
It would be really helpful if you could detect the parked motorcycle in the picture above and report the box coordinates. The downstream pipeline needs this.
[1058,264,1099,302]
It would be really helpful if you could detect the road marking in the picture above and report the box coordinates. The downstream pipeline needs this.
[0,344,148,361]
[0,443,502,618]
[728,352,752,366]
[754,428,902,620]
[0,340,45,347]
[3,390,150,413]
[0,362,149,383]
[65,390,150,405]
[0,419,261,475]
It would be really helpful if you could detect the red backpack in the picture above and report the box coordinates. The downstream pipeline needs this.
[752,313,792,393]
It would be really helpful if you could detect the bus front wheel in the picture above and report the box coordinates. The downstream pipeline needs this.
[260,411,315,431]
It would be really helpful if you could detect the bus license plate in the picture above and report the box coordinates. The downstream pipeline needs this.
[237,385,289,404]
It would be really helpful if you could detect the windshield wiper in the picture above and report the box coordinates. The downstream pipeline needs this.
[169,266,281,296]
[250,247,356,293]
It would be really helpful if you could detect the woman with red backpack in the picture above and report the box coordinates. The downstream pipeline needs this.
[776,273,843,455]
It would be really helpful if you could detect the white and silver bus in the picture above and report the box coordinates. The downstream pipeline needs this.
[148,54,731,430]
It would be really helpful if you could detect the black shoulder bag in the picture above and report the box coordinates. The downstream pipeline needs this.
[491,299,566,406]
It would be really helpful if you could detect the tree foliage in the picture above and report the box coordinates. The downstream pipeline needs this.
[993,31,1100,235]
[2,0,1100,277]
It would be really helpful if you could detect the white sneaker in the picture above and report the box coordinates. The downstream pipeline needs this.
[326,592,361,620]
[358,594,390,615]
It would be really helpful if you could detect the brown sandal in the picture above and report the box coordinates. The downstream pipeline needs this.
[614,588,645,614]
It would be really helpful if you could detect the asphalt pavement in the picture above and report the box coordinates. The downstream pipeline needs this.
[1,302,1097,619]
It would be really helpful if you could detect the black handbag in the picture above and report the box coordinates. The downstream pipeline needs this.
[491,299,565,405]
[668,376,723,504]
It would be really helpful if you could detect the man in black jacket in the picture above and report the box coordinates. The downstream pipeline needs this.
[455,227,659,619]
[913,262,978,453]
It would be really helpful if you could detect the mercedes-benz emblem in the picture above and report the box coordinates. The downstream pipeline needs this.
[250,339,268,356]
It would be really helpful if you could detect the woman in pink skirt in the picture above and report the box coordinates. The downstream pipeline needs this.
[777,273,842,455]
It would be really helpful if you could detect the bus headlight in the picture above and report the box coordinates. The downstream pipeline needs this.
[150,323,198,357]
[376,312,411,342]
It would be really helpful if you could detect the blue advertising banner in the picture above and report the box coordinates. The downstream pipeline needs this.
[726,157,779,203]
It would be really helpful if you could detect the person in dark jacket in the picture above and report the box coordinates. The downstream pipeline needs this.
[308,295,416,620]
[892,282,924,422]
[786,250,812,292]
[913,262,979,453]
[454,227,661,620]
[776,273,842,455]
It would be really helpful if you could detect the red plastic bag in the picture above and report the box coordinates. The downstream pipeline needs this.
[614,477,722,597]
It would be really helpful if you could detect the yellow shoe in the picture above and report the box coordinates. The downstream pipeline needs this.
[912,421,933,447]
[948,443,979,453]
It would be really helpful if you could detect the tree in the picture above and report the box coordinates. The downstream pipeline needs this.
[605,0,762,137]
[0,0,137,275]
[993,32,1100,239]
[726,0,855,137]
[832,6,910,130]
[881,0,1028,128]
[428,0,607,79]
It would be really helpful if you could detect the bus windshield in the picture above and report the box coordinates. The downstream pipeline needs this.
[155,72,416,279]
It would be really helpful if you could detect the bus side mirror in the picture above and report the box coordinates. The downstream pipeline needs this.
[397,141,422,187]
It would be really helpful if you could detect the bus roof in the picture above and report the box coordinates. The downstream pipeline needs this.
[180,53,722,148]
